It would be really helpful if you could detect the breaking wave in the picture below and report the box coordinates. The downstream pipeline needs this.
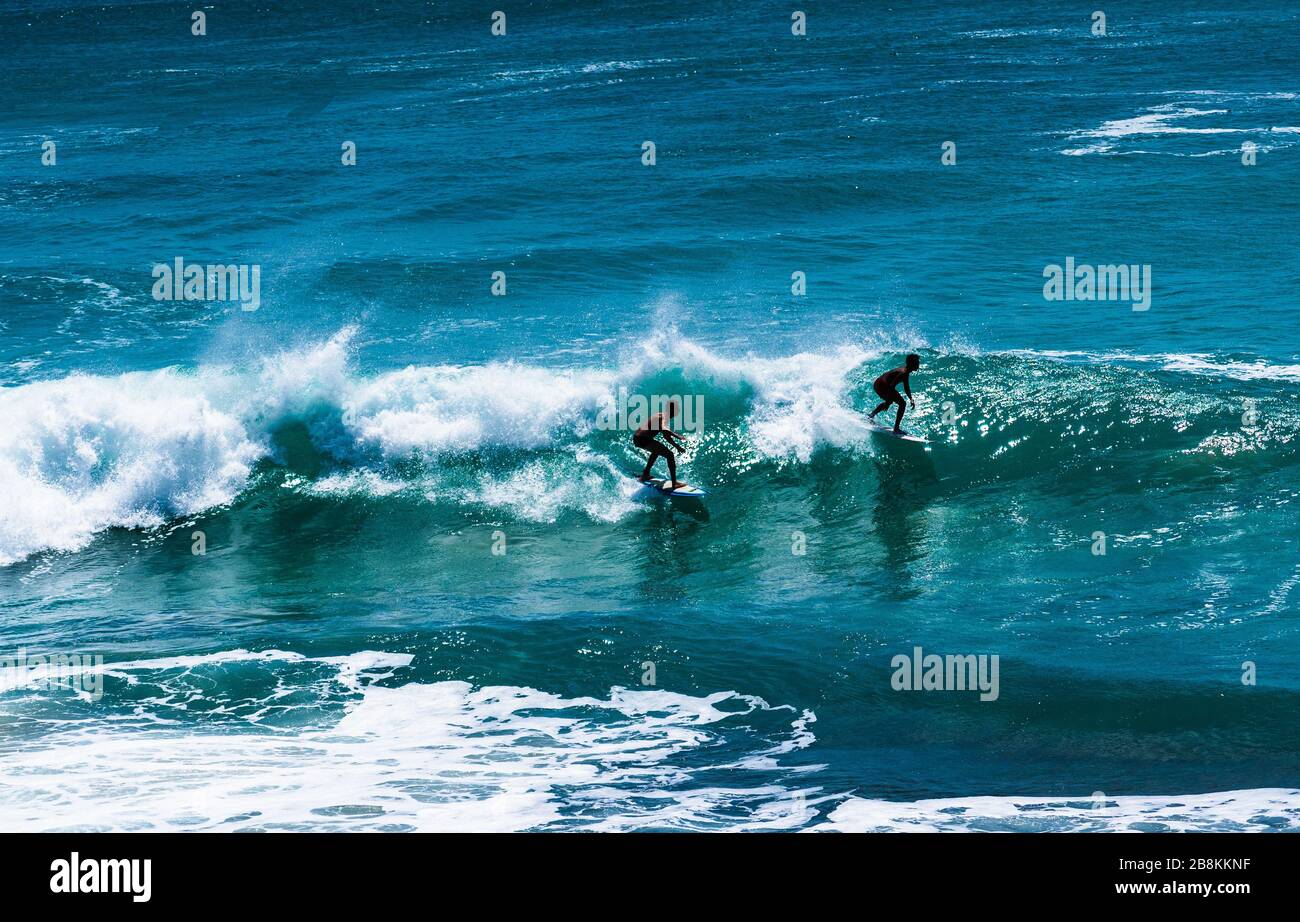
[2,328,1297,565]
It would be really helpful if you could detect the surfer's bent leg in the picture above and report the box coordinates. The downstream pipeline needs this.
[869,381,895,420]
[635,435,658,480]
[636,435,677,483]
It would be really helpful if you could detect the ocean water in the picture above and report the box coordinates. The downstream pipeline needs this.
[2,0,1299,832]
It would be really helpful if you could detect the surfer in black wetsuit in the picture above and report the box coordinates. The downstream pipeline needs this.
[868,353,921,433]
[634,400,687,488]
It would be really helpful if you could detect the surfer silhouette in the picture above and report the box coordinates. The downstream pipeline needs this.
[634,401,687,488]
[868,354,921,433]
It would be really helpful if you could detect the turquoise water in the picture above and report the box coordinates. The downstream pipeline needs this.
[1,0,1299,831]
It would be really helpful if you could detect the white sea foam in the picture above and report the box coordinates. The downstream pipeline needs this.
[490,59,675,86]
[632,334,875,463]
[1062,103,1300,155]
[1,648,1294,832]
[1082,106,1238,138]
[470,459,631,523]
[345,361,615,456]
[0,649,813,833]
[1007,349,1300,383]
[1061,142,1114,156]
[957,28,1065,39]
[303,470,409,498]
[0,369,260,566]
[822,789,1300,833]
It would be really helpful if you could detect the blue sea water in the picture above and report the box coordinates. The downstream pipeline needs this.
[1,0,1299,831]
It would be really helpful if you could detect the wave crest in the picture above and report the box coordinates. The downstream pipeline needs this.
[2,331,1296,564]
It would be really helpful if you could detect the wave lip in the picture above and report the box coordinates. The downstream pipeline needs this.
[345,361,616,457]
[0,369,260,566]
[0,329,890,562]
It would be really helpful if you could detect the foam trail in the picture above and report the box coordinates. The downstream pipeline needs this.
[822,790,1300,833]
[1004,348,1300,383]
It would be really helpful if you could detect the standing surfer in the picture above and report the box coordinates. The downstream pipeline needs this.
[634,400,687,489]
[868,354,921,433]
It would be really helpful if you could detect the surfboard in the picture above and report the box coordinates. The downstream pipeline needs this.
[867,419,929,444]
[636,479,708,498]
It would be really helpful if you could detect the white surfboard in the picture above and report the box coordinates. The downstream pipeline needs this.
[636,479,708,498]
[868,419,929,444]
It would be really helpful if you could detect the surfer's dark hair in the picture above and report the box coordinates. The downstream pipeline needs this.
[906,353,920,370]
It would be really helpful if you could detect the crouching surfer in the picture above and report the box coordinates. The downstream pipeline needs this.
[868,353,921,433]
[634,400,687,489]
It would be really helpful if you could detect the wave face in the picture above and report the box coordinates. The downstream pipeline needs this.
[4,329,1297,566]
[0,329,878,561]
